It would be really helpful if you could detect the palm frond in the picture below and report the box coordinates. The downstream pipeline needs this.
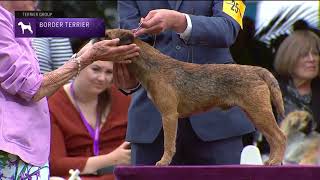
[255,5,318,44]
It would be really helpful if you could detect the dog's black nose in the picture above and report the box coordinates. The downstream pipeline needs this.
[302,118,314,135]
[118,34,134,46]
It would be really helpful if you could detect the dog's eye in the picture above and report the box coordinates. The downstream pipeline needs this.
[105,33,112,40]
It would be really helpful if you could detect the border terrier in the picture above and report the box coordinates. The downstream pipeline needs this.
[105,29,286,166]
[280,110,320,165]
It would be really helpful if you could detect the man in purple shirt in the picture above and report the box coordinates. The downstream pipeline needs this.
[0,1,140,179]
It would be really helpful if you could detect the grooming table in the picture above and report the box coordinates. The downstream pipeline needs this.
[114,165,320,180]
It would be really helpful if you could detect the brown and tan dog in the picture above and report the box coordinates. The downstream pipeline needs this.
[280,111,320,165]
[105,29,286,166]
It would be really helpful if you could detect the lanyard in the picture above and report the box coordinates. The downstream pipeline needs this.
[70,81,101,156]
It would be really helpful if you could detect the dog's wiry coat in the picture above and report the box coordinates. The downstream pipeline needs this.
[106,29,287,166]
[280,111,320,165]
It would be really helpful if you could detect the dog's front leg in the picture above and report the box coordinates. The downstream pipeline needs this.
[147,81,179,166]
[156,112,179,166]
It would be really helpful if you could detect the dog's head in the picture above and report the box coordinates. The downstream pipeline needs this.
[281,110,315,135]
[105,29,135,46]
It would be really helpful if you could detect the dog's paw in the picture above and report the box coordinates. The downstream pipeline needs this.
[155,159,170,166]
[264,159,283,166]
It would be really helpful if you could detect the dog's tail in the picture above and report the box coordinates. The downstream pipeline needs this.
[255,67,285,119]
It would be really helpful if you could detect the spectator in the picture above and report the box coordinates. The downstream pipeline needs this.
[273,30,320,126]
[31,0,74,74]
[32,38,73,74]
[257,31,320,155]
[269,31,320,162]
[49,61,131,180]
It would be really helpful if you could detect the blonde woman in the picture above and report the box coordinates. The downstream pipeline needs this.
[273,30,320,128]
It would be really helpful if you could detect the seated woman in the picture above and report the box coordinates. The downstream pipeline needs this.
[49,60,131,180]
[264,30,320,164]
[257,30,320,156]
[273,30,320,126]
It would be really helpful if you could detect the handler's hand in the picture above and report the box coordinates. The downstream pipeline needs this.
[113,63,139,90]
[134,9,187,37]
[109,141,131,165]
[79,38,140,64]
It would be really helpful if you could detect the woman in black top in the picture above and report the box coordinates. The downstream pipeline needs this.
[273,30,320,128]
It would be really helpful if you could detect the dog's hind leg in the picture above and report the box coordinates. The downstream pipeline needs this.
[240,86,286,165]
[252,110,286,165]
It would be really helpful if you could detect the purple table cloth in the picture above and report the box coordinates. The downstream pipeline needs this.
[114,165,320,180]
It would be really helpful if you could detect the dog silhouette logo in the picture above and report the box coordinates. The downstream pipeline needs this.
[18,21,33,34]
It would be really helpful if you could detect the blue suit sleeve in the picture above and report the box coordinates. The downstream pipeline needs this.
[118,0,243,48]
[186,1,242,48]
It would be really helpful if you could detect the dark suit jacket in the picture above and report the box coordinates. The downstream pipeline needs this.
[118,0,255,143]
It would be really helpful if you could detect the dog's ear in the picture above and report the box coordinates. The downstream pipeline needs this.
[119,33,134,45]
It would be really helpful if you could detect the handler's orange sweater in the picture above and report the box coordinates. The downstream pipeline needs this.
[48,85,130,180]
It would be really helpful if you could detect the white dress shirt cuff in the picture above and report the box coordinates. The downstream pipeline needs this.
[178,13,192,41]
[119,83,141,95]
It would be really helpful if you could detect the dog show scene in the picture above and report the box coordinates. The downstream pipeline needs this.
[0,1,320,180]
